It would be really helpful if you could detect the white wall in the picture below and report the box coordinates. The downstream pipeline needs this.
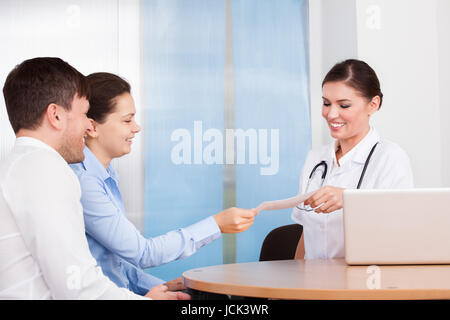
[308,0,359,150]
[0,0,145,229]
[309,0,450,188]
[437,0,450,187]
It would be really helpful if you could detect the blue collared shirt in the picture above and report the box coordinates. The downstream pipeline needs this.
[70,147,221,295]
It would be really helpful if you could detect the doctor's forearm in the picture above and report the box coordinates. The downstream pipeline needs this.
[294,234,305,259]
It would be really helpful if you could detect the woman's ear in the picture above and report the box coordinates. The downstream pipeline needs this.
[86,118,99,138]
[368,96,381,116]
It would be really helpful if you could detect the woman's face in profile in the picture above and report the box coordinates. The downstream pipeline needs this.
[95,92,141,159]
[321,81,376,143]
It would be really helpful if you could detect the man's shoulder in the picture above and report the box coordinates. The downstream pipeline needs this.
[1,146,71,186]
[7,145,63,167]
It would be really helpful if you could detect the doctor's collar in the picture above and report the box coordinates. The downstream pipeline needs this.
[351,127,380,164]
[331,127,380,165]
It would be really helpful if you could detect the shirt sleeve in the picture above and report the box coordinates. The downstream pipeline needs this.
[121,260,165,295]
[79,174,221,269]
[4,150,147,300]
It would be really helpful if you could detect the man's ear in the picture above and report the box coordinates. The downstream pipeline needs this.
[46,103,65,130]
[86,118,99,138]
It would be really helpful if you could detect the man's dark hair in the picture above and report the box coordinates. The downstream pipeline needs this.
[2,57,90,133]
[86,72,131,124]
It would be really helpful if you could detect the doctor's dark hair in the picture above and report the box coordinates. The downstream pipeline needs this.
[322,59,383,109]
[86,72,131,123]
[3,57,89,133]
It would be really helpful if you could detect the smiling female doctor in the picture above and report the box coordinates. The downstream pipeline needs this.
[292,59,414,260]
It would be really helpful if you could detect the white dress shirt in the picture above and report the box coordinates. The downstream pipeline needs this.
[0,137,147,299]
[291,127,414,259]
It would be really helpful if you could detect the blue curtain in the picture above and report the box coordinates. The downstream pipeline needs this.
[143,0,226,280]
[143,0,310,280]
[231,0,311,263]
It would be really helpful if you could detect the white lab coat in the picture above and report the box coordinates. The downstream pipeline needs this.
[291,127,414,259]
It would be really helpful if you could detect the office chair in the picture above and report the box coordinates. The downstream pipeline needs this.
[259,224,303,261]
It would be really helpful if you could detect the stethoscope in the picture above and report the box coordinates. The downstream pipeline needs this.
[296,142,379,211]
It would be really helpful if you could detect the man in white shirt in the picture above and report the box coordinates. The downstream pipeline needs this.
[0,57,190,300]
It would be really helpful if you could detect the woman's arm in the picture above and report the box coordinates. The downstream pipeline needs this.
[80,175,222,269]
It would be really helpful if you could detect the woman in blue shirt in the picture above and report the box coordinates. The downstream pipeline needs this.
[70,72,257,295]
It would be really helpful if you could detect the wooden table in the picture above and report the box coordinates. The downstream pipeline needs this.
[182,259,450,300]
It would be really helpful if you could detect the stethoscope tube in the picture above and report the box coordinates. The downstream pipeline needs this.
[309,161,327,180]
[307,142,379,191]
[356,142,378,189]
[296,142,378,211]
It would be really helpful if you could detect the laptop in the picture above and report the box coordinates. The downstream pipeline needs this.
[343,188,450,265]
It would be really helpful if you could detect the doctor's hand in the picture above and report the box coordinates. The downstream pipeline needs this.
[213,207,258,233]
[145,284,191,300]
[304,186,345,214]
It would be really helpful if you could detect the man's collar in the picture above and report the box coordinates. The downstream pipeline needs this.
[15,136,60,155]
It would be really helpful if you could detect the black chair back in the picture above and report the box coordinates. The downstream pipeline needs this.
[259,224,303,261]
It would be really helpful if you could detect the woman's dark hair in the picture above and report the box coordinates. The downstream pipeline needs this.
[3,57,90,133]
[86,72,131,123]
[322,59,383,109]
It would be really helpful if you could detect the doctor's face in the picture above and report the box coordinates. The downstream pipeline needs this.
[321,81,378,143]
